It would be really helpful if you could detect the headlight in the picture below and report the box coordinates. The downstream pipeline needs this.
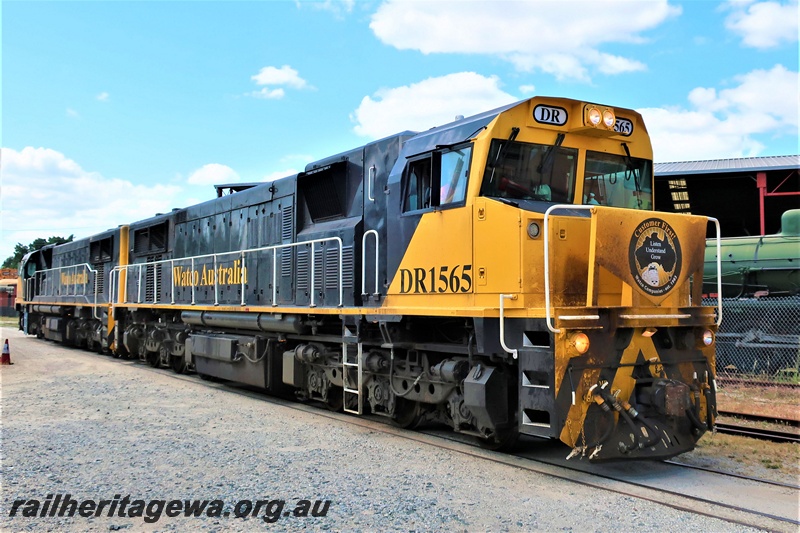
[587,107,601,126]
[570,332,590,354]
[702,330,714,346]
[602,109,615,128]
[527,221,540,239]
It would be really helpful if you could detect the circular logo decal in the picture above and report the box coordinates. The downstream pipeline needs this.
[629,218,682,296]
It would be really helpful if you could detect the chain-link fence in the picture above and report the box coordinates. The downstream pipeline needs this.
[704,296,800,383]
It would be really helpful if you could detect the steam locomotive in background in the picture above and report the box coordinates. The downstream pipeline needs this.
[703,209,800,376]
[17,96,721,461]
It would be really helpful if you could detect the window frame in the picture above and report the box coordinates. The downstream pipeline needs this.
[582,150,653,211]
[479,138,577,204]
[401,143,472,215]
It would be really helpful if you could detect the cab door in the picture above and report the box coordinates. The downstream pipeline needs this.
[384,144,475,308]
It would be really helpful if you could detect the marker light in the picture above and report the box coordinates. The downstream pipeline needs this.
[602,109,615,128]
[570,332,591,355]
[702,329,714,346]
[527,221,541,239]
[587,107,602,126]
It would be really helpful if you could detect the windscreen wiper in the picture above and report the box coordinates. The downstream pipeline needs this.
[537,132,566,175]
[487,127,520,183]
[488,127,520,170]
[621,142,642,196]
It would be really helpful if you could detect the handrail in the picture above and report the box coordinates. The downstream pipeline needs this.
[361,230,380,299]
[23,263,100,319]
[543,204,595,334]
[367,165,376,202]
[707,216,723,326]
[499,294,518,359]
[110,237,345,308]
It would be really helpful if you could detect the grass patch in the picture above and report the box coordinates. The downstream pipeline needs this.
[682,432,800,483]
[0,316,18,328]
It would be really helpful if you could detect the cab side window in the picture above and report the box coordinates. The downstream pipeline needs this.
[403,156,434,212]
[402,144,471,213]
[440,146,471,205]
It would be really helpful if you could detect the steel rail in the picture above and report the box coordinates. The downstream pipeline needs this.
[715,422,800,444]
[663,459,800,490]
[718,410,800,428]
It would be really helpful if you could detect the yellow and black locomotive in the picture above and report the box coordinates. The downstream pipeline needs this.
[17,96,721,461]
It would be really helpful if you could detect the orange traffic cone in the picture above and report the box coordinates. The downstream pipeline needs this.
[1,339,12,365]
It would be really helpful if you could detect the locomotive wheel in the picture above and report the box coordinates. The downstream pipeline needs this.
[170,355,186,374]
[146,350,160,368]
[392,398,422,429]
[478,427,519,452]
[325,387,343,412]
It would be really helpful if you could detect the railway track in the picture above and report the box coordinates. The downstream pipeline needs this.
[715,410,800,444]
[715,422,800,444]
[718,409,800,427]
[65,348,799,533]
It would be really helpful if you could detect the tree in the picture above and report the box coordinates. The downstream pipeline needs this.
[2,235,74,269]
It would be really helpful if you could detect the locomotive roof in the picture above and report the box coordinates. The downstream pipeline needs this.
[399,100,522,157]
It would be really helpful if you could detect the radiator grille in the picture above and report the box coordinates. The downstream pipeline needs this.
[144,255,163,302]
[341,246,354,289]
[315,248,324,290]
[281,205,293,241]
[296,250,309,291]
[92,262,105,296]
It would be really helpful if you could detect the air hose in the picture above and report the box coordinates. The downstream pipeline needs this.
[619,399,661,449]
[592,385,639,452]
[586,393,616,449]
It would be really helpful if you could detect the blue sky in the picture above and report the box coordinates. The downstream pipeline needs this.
[2,0,798,259]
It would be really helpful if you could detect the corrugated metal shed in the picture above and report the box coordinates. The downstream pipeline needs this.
[655,155,799,176]
[653,154,799,237]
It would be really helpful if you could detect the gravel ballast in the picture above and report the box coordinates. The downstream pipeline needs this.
[0,328,761,532]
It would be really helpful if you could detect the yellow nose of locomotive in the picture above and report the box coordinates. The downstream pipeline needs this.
[541,206,718,460]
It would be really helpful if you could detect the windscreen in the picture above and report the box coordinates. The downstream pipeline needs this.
[480,139,577,203]
[583,151,653,210]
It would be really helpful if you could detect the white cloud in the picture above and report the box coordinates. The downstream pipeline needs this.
[351,72,517,139]
[0,147,185,258]
[252,88,286,100]
[187,163,241,186]
[519,84,536,95]
[262,168,300,182]
[66,108,79,118]
[96,92,110,102]
[249,65,309,100]
[639,64,798,161]
[725,0,799,49]
[369,0,680,81]
[252,65,307,87]
[295,0,354,17]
